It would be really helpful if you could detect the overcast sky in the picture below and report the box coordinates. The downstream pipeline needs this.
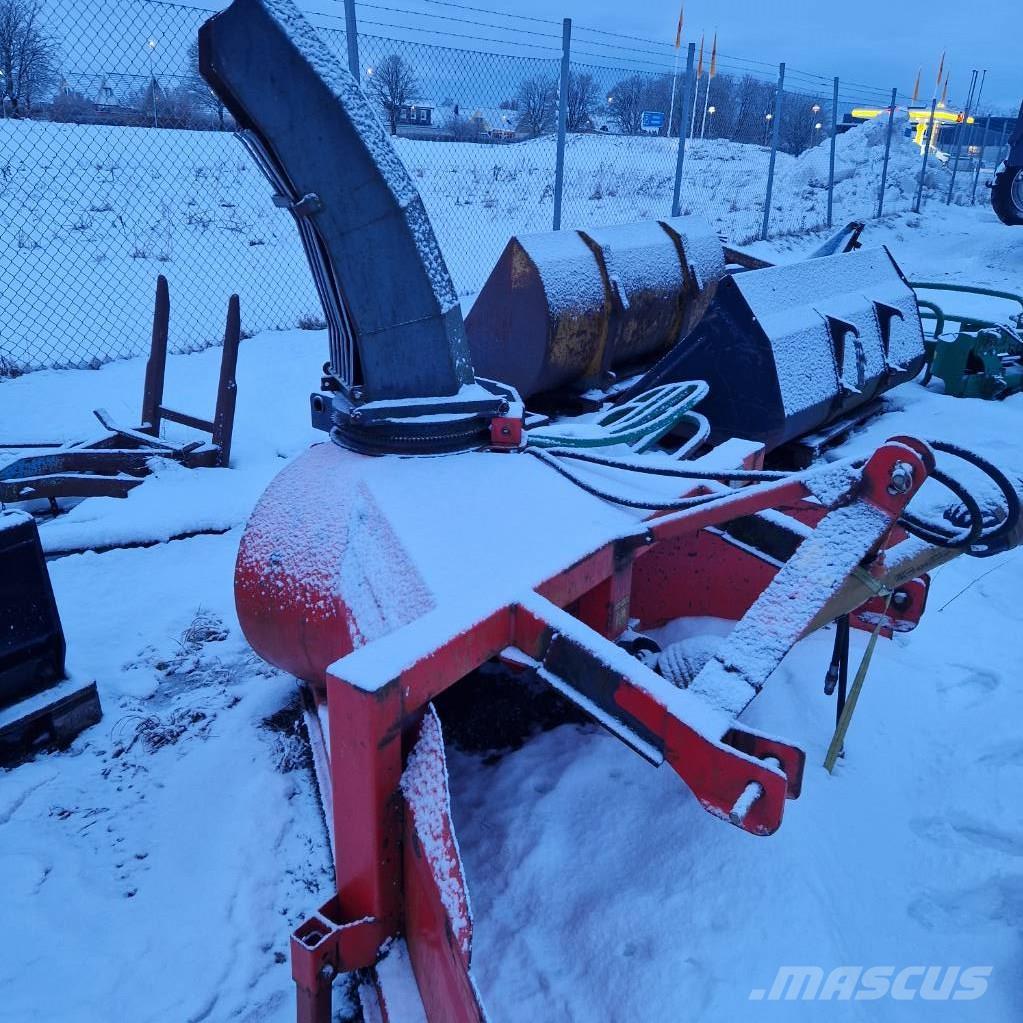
[59,0,1018,113]
[497,0,1019,110]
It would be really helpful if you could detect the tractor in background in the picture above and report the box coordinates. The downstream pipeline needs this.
[991,99,1023,225]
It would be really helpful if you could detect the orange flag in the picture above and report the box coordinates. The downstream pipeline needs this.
[674,3,684,48]
[696,32,705,78]
[709,32,717,78]
[911,68,920,104]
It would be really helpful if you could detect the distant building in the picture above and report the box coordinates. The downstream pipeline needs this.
[395,100,440,137]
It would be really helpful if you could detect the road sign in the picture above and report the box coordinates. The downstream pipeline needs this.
[641,110,666,132]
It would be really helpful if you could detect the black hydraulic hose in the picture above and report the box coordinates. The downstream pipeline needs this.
[898,467,986,548]
[896,440,1021,553]
[529,438,1020,558]
[524,447,748,512]
[932,441,1020,546]
[537,446,792,483]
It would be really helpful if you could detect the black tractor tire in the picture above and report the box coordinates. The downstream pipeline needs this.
[991,166,1023,226]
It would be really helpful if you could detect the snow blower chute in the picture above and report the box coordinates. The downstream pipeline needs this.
[199,3,1022,1019]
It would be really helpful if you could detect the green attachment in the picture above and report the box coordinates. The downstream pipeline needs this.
[911,282,1023,399]
[911,280,1023,339]
[527,381,709,452]
[929,327,1023,399]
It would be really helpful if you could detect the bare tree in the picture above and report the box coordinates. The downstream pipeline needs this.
[444,110,482,142]
[183,39,228,129]
[367,53,419,136]
[566,71,598,133]
[0,0,58,115]
[608,74,647,135]
[49,87,91,123]
[777,90,826,155]
[515,74,557,137]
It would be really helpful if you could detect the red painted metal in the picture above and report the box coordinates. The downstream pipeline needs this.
[631,528,778,627]
[234,443,435,688]
[403,707,487,1023]
[235,435,937,1023]
[489,414,523,449]
[851,575,930,637]
[511,595,804,836]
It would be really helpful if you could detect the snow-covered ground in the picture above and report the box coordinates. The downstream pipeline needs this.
[2,194,1021,1022]
[2,109,968,371]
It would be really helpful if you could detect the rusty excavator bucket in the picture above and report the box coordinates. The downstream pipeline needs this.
[198,3,1021,1021]
[464,217,726,398]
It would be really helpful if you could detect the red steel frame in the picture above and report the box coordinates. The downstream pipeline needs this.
[237,437,936,1023]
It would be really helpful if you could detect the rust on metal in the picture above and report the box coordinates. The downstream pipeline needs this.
[465,215,726,400]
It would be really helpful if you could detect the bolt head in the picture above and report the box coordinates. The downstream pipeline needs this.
[887,460,915,496]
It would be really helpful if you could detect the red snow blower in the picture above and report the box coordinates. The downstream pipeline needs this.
[199,3,1021,1019]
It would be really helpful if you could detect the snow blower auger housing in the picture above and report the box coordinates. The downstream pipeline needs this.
[200,3,1020,1020]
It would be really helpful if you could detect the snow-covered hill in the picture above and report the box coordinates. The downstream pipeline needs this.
[1,112,963,372]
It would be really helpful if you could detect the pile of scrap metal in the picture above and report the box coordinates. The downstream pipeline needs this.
[199,2,1022,1020]
[0,275,239,510]
[0,511,101,765]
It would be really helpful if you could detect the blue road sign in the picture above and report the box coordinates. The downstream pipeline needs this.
[641,110,666,131]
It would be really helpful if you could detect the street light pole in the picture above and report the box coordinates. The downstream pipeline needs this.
[147,37,158,129]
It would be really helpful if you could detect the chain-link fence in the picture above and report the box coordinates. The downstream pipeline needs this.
[0,0,1017,374]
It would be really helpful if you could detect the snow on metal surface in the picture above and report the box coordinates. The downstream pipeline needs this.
[517,229,607,317]
[260,0,460,315]
[400,706,473,957]
[584,220,684,300]
[662,215,727,290]
[735,247,922,416]
[328,447,637,691]
[688,498,893,716]
[519,592,732,740]
[0,508,32,533]
[237,442,435,630]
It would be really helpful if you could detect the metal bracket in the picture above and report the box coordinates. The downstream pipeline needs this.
[272,191,324,217]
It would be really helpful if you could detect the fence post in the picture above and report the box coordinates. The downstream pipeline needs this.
[913,98,938,213]
[670,42,697,218]
[827,76,839,228]
[343,0,360,80]
[760,62,785,241]
[552,18,572,231]
[875,87,897,219]
[946,68,978,205]
[971,114,992,204]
